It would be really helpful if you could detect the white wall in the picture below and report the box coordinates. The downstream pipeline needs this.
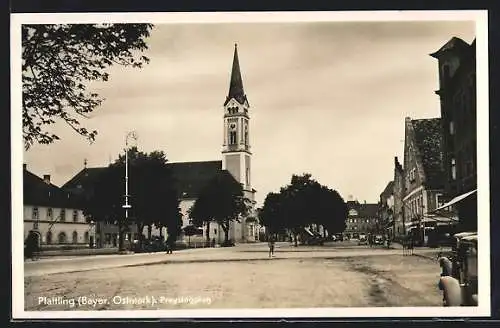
[24,205,90,245]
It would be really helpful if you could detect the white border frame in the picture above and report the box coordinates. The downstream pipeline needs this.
[11,10,490,319]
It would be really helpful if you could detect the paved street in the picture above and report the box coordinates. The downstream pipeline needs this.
[24,242,445,310]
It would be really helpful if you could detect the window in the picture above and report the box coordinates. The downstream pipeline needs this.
[436,194,444,208]
[451,158,457,180]
[47,208,53,220]
[58,232,67,244]
[244,124,248,145]
[73,210,78,222]
[32,207,39,220]
[449,121,455,135]
[246,168,250,186]
[46,231,53,244]
[60,209,66,222]
[229,131,237,145]
[214,229,217,234]
[72,231,78,243]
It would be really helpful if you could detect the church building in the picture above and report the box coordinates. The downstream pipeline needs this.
[61,44,258,246]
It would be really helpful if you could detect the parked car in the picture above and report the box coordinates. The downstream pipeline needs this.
[358,234,368,245]
[334,233,344,242]
[438,232,477,306]
[373,234,385,245]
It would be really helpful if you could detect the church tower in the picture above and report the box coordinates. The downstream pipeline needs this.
[222,44,252,194]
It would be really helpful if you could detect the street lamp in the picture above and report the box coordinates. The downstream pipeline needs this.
[89,220,96,248]
[121,131,137,251]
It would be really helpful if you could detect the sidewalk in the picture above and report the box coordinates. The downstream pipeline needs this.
[390,243,451,261]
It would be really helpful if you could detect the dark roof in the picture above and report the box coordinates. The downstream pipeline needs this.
[346,201,379,217]
[168,160,222,199]
[62,160,224,200]
[411,118,445,189]
[358,203,379,217]
[224,43,248,106]
[24,169,84,209]
[62,167,107,191]
[430,37,470,58]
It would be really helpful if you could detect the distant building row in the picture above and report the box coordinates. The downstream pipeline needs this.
[379,37,477,244]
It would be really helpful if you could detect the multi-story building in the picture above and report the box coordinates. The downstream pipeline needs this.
[344,198,380,238]
[431,37,477,231]
[379,181,395,239]
[402,117,446,244]
[393,157,406,240]
[23,164,92,249]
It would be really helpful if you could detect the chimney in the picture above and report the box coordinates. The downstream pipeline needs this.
[23,163,27,171]
[43,174,51,184]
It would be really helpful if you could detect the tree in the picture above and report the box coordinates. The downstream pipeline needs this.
[259,192,287,237]
[22,24,153,149]
[260,173,347,246]
[85,147,180,251]
[189,171,250,246]
[315,187,347,236]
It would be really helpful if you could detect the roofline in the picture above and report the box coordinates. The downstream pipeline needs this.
[168,160,222,165]
[24,169,64,189]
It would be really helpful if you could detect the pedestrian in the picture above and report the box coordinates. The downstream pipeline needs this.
[268,235,276,258]
[24,231,39,261]
[165,235,174,254]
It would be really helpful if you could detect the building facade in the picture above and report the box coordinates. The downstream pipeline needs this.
[431,37,477,231]
[393,156,406,240]
[379,181,395,239]
[61,44,259,246]
[344,199,380,238]
[23,165,91,249]
[402,117,446,244]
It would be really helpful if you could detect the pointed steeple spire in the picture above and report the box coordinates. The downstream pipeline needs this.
[226,43,247,105]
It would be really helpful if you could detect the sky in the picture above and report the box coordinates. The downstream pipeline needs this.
[21,19,476,207]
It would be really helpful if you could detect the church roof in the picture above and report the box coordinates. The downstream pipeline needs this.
[62,167,107,192]
[411,118,445,189]
[168,160,222,199]
[24,168,84,209]
[61,160,223,201]
[224,43,248,106]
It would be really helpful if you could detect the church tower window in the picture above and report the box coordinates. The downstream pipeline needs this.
[229,131,237,145]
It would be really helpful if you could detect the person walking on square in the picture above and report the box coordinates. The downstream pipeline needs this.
[165,234,174,254]
[268,235,276,258]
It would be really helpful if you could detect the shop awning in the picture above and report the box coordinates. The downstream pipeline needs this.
[430,189,477,213]
[421,215,459,224]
